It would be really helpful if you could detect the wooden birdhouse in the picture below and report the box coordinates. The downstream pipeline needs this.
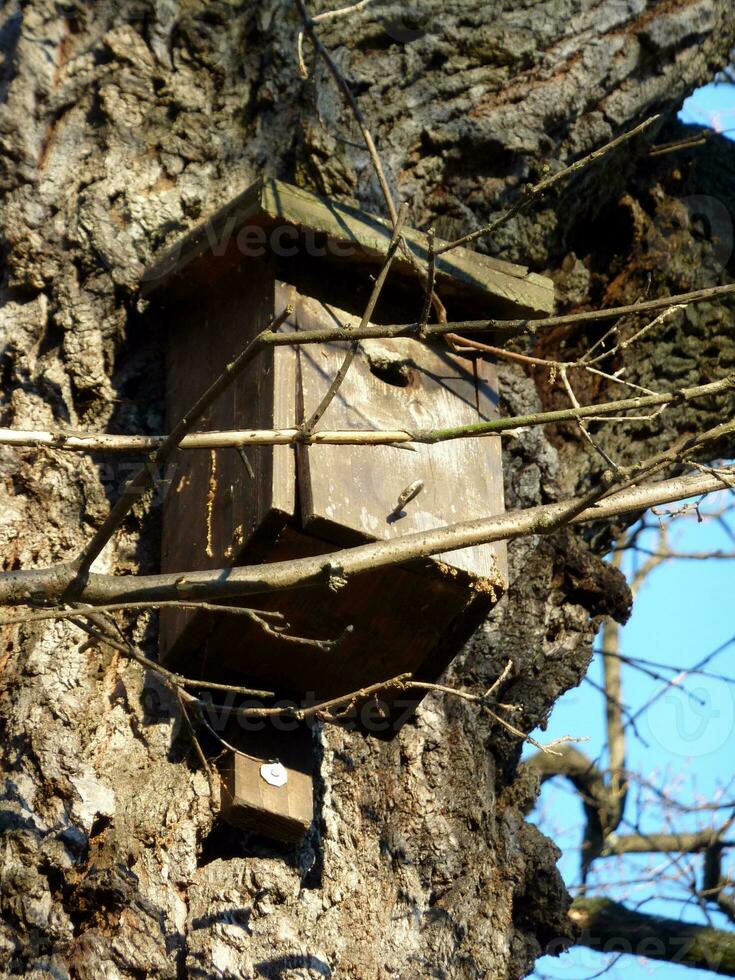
[142,178,553,841]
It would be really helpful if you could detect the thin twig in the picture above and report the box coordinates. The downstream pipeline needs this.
[646,129,735,158]
[295,0,447,326]
[581,306,682,367]
[178,690,214,784]
[296,0,397,224]
[0,600,285,625]
[70,610,275,698]
[418,229,437,334]
[441,283,735,336]
[1,600,350,652]
[626,547,735,560]
[312,0,372,23]
[560,365,619,470]
[485,659,514,699]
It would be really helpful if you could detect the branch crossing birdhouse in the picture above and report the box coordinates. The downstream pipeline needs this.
[142,178,554,841]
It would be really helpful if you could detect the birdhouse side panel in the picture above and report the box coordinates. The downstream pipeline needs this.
[159,262,297,661]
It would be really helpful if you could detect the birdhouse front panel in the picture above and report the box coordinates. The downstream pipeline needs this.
[294,292,506,581]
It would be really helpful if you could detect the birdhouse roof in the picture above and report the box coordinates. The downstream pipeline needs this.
[141,178,554,319]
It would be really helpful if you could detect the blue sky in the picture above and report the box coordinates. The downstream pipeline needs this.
[529,78,735,980]
[529,504,735,979]
[680,82,735,138]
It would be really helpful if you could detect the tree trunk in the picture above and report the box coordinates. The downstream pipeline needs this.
[1,1,734,977]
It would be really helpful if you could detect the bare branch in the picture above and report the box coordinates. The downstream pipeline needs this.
[627,631,735,729]
[529,745,619,876]
[598,647,735,689]
[601,610,627,829]
[2,466,732,608]
[628,547,735,560]
[603,832,735,857]
[570,897,735,975]
[436,283,735,337]
[703,845,735,925]
[1,372,732,453]
[648,128,726,158]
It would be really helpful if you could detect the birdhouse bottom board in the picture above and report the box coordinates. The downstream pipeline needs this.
[159,271,507,737]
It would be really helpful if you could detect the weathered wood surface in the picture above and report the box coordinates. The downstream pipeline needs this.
[188,526,494,733]
[141,178,554,318]
[159,267,297,657]
[295,294,508,582]
[219,746,314,844]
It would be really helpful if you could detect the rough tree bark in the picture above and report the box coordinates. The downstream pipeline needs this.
[1,1,734,977]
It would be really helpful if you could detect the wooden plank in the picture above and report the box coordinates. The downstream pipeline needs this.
[159,260,297,661]
[271,283,298,530]
[141,178,554,318]
[295,293,508,584]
